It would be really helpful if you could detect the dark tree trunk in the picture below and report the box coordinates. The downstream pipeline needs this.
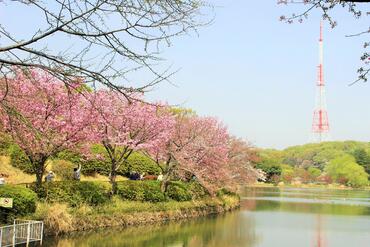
[110,161,118,195]
[34,158,47,189]
[160,162,175,193]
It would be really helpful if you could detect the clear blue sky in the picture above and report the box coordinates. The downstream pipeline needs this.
[145,1,370,149]
[2,1,370,149]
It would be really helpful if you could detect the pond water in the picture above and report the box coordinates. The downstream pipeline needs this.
[45,187,370,247]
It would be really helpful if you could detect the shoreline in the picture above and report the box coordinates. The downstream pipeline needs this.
[33,194,240,236]
[252,182,370,191]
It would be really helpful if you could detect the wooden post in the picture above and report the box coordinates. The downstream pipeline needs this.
[12,220,15,247]
[40,222,44,245]
[26,221,31,247]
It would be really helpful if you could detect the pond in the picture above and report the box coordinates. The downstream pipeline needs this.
[45,187,370,247]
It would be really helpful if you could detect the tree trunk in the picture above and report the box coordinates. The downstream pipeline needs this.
[160,162,175,193]
[110,161,118,195]
[34,159,46,189]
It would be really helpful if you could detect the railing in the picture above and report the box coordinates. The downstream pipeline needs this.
[0,220,43,247]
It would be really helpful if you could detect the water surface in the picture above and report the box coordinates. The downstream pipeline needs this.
[46,187,370,247]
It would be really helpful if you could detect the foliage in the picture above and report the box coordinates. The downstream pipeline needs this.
[308,167,321,181]
[188,181,209,199]
[352,148,370,175]
[325,155,369,187]
[126,152,162,175]
[257,141,370,186]
[9,144,33,174]
[0,185,37,223]
[117,181,166,202]
[280,164,294,183]
[33,181,110,207]
[57,147,161,177]
[51,160,75,180]
[167,181,192,202]
[255,163,282,183]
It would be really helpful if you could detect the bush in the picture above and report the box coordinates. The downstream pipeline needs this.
[9,145,33,174]
[125,152,162,175]
[0,185,37,223]
[57,147,161,177]
[188,181,209,199]
[167,181,192,201]
[42,203,73,236]
[117,181,166,202]
[33,181,110,207]
[51,160,75,180]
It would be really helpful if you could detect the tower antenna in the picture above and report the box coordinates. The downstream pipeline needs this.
[312,21,330,142]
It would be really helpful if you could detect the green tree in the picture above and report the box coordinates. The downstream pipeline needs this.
[307,167,321,182]
[352,148,370,175]
[325,155,368,187]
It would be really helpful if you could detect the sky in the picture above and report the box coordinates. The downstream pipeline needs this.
[2,1,370,149]
[144,1,370,149]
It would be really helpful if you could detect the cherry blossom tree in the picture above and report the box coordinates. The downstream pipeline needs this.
[91,90,175,193]
[0,69,95,187]
[225,137,265,190]
[150,113,230,195]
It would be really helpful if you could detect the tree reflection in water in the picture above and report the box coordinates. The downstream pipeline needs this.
[45,212,260,247]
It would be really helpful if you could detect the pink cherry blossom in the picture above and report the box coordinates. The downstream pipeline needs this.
[0,69,95,186]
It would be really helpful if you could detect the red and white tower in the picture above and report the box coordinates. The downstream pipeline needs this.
[312,21,330,142]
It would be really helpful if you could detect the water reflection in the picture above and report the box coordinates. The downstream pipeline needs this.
[45,187,370,247]
[45,212,260,247]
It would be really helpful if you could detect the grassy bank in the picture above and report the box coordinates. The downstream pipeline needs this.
[30,194,240,235]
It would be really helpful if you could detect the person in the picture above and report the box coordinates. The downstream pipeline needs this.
[45,171,55,182]
[0,176,5,186]
[157,173,163,181]
[73,164,82,181]
[129,171,140,180]
[140,172,145,180]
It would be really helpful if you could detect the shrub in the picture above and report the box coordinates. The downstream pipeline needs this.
[117,181,166,202]
[51,160,75,180]
[117,181,145,201]
[9,144,33,174]
[43,203,73,235]
[56,149,110,176]
[166,181,192,201]
[33,181,110,207]
[56,147,161,177]
[143,181,166,202]
[125,152,162,175]
[0,185,37,223]
[188,181,209,199]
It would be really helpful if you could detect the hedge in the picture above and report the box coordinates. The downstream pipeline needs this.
[116,180,208,203]
[32,181,110,207]
[166,181,192,201]
[0,185,37,223]
[57,147,161,177]
[117,181,166,203]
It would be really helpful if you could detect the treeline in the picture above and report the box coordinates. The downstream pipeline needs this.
[256,141,370,188]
